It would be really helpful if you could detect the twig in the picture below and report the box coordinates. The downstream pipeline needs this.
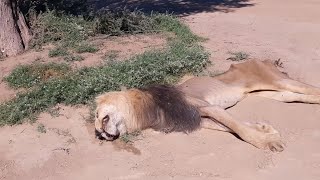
[20,128,26,134]
[53,147,70,155]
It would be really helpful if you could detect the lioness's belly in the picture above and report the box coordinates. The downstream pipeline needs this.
[178,77,246,109]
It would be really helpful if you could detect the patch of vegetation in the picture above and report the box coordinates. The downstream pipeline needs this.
[74,43,99,53]
[19,0,89,17]
[274,58,284,68]
[94,8,155,35]
[1,13,209,126]
[31,10,186,61]
[5,63,70,88]
[30,9,157,49]
[227,51,249,61]
[30,10,92,50]
[37,123,46,133]
[63,54,85,62]
[48,46,69,57]
[103,50,120,61]
[119,131,141,144]
[30,9,202,48]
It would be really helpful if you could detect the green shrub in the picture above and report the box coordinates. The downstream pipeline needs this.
[30,10,94,49]
[30,9,158,49]
[93,8,155,35]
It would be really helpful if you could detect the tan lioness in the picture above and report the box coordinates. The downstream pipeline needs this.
[94,60,320,152]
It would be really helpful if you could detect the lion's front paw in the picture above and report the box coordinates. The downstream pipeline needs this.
[268,140,285,152]
[259,132,285,152]
[245,123,285,152]
[257,124,285,152]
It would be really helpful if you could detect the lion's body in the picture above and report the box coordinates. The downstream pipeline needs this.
[95,60,320,152]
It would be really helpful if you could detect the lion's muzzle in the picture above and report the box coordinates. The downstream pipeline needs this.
[95,129,119,141]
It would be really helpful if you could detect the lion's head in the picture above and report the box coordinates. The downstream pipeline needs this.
[94,86,202,141]
[94,92,129,141]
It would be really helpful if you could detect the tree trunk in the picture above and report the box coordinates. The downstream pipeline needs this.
[0,0,32,57]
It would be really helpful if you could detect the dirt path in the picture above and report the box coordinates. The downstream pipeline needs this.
[185,0,320,179]
[1,0,320,179]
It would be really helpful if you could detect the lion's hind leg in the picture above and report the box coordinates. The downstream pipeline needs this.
[250,91,320,104]
[200,106,284,152]
[277,79,320,95]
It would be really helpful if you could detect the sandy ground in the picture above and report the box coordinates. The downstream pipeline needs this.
[1,0,320,179]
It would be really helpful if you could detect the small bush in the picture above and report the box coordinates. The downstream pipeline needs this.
[37,123,46,133]
[30,9,196,49]
[74,43,99,53]
[93,8,155,35]
[227,51,249,61]
[30,9,159,49]
[30,10,94,49]
[48,47,69,57]
[5,63,70,88]
[63,54,85,62]
[274,58,284,68]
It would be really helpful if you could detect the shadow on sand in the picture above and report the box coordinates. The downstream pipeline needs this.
[89,0,254,16]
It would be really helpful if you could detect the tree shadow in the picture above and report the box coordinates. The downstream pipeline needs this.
[90,0,254,16]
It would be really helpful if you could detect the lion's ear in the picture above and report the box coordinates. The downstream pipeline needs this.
[120,85,127,91]
[95,94,104,105]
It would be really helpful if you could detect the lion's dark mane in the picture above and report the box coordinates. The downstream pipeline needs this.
[139,85,201,133]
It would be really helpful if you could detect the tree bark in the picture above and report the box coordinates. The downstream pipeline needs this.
[0,0,32,57]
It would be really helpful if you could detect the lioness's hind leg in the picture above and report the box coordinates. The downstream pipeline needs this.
[200,106,284,152]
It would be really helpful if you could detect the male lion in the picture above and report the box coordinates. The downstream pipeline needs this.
[95,60,320,152]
